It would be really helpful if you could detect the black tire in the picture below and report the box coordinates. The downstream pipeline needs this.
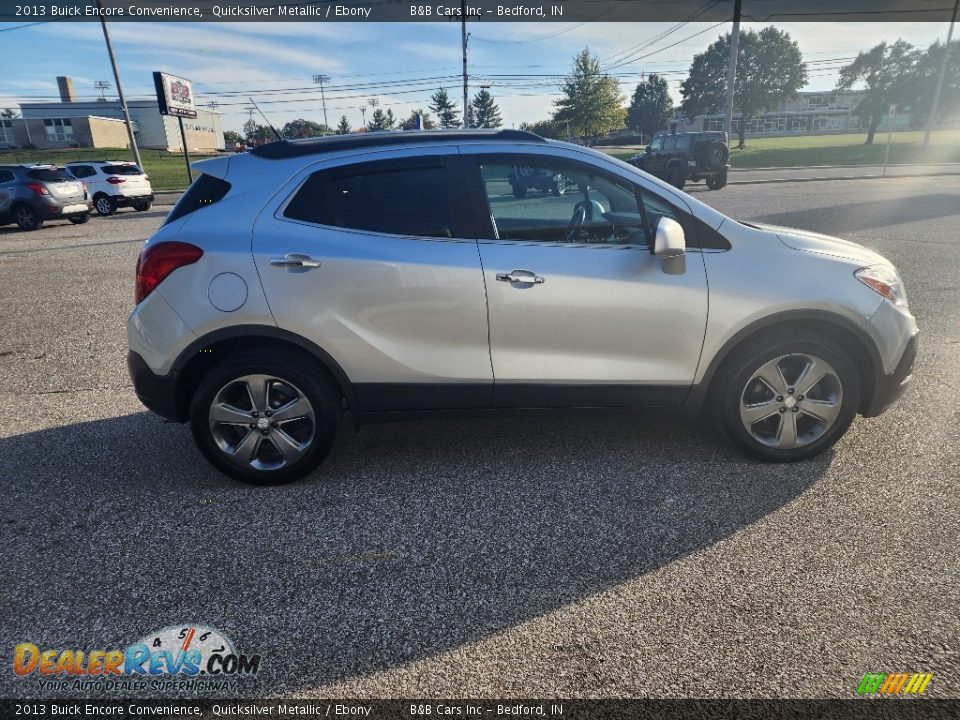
[511,182,527,199]
[668,165,686,190]
[697,140,729,171]
[133,200,152,212]
[551,175,567,197]
[69,213,90,224]
[713,330,861,462]
[94,194,117,216]
[13,204,42,231]
[189,350,340,485]
[706,171,728,190]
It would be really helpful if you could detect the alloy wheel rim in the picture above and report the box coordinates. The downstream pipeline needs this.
[96,198,112,214]
[15,207,33,227]
[209,374,316,471]
[739,353,843,449]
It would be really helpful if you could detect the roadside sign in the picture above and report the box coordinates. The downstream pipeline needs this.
[153,72,198,119]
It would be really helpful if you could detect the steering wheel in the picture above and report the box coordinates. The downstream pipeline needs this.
[566,204,587,242]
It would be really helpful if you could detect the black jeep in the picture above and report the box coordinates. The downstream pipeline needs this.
[628,131,730,190]
[508,165,568,198]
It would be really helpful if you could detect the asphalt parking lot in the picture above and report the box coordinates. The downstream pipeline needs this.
[1,175,957,700]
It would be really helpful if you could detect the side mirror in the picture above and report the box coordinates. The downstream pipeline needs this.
[653,217,686,275]
[644,146,652,153]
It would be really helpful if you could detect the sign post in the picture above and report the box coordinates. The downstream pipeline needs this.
[153,72,198,185]
[882,104,897,178]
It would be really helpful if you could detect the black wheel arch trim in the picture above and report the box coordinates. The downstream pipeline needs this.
[687,309,884,413]
[170,324,359,419]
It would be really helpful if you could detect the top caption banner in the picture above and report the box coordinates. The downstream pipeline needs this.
[3,0,959,23]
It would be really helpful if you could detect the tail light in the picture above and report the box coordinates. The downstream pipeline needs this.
[135,242,203,304]
[106,176,126,184]
[81,182,89,198]
[144,175,150,181]
[25,182,49,196]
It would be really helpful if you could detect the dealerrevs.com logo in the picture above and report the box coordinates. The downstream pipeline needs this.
[12,625,261,692]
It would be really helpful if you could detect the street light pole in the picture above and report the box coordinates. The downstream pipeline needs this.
[723,0,743,146]
[96,0,142,170]
[461,0,469,128]
[922,0,958,148]
[313,74,331,129]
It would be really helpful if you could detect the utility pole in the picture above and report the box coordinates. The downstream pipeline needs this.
[312,74,331,129]
[461,0,469,128]
[723,0,743,145]
[923,0,958,147]
[96,0,142,170]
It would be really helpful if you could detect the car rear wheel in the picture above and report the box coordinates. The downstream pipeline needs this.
[706,171,728,190]
[714,332,860,462]
[551,175,567,197]
[668,166,686,190]
[190,350,339,484]
[511,182,527,199]
[13,204,41,231]
[69,213,90,224]
[133,200,152,212]
[94,195,117,216]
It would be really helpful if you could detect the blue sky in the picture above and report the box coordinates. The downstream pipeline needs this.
[0,21,951,132]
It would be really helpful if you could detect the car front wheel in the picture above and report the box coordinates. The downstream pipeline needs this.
[190,350,339,484]
[714,332,861,462]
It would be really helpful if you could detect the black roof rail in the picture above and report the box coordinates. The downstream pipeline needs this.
[249,129,546,160]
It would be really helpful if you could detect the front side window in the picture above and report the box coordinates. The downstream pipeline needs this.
[479,160,651,246]
[649,137,663,151]
[284,161,455,238]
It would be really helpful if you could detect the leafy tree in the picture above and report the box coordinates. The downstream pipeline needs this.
[626,74,674,139]
[399,109,437,130]
[223,129,243,147]
[0,108,19,119]
[336,115,352,135]
[553,48,626,140]
[465,104,476,129]
[366,108,395,131]
[243,119,273,145]
[471,89,503,128]
[836,40,920,144]
[429,88,461,129]
[904,39,959,131]
[680,27,807,148]
[519,119,564,139]
[281,118,330,139]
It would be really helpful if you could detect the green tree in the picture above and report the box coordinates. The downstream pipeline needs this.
[519,119,564,139]
[336,115,352,135]
[904,40,959,131]
[223,129,243,147]
[281,118,329,138]
[836,40,920,144]
[399,109,437,130]
[1,108,19,119]
[626,74,674,139]
[243,119,273,145]
[429,88,461,129]
[471,89,503,128]
[552,48,626,140]
[366,108,395,131]
[680,27,807,148]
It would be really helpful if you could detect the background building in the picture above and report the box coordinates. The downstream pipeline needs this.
[0,76,223,152]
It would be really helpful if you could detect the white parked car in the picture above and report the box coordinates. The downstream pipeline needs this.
[65,160,154,216]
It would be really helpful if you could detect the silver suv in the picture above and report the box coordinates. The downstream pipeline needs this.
[127,130,918,484]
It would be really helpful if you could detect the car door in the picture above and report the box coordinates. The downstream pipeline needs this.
[464,151,708,408]
[251,151,493,412]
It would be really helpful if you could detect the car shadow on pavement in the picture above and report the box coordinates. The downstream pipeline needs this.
[753,194,960,236]
[0,409,829,695]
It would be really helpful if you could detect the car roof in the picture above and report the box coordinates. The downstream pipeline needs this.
[66,160,134,165]
[249,129,546,160]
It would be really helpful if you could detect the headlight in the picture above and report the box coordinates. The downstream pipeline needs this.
[855,264,908,308]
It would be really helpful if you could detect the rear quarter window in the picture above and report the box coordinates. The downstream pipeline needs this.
[26,169,72,182]
[165,173,231,225]
[103,164,144,175]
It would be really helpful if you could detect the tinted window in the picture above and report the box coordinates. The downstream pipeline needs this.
[26,168,72,182]
[165,173,231,225]
[0,170,14,184]
[284,162,454,238]
[479,160,648,246]
[103,164,143,175]
[675,135,690,151]
[69,165,94,178]
[649,137,662,150]
[663,137,677,152]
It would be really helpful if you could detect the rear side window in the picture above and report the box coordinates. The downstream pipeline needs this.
[103,164,143,175]
[165,173,231,225]
[283,160,454,238]
[27,168,72,182]
[69,165,95,178]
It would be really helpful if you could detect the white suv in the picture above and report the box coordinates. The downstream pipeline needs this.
[127,130,918,484]
[66,160,154,215]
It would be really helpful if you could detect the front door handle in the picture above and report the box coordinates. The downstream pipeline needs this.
[496,269,545,284]
[270,253,321,269]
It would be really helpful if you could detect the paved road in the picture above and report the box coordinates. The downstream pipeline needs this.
[1,176,958,700]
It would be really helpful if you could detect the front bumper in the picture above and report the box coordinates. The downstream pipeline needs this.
[863,332,918,417]
[127,350,182,422]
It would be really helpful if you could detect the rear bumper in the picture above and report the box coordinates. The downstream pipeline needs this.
[42,201,92,217]
[863,332,918,417]
[114,193,154,207]
[127,350,183,422]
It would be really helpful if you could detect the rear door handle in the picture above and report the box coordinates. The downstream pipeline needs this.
[270,253,321,269]
[496,269,545,284]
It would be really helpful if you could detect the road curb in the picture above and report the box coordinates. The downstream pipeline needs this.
[729,170,960,185]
